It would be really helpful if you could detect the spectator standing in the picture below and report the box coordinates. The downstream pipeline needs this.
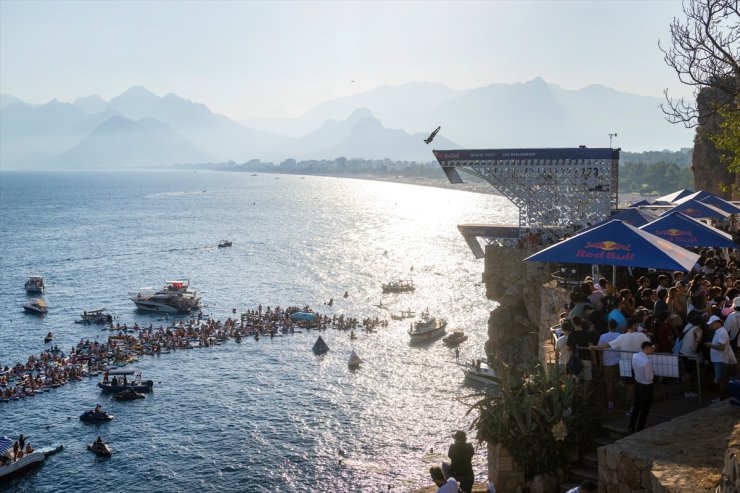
[629,341,656,433]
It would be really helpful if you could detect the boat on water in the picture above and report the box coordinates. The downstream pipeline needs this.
[23,299,47,315]
[408,310,446,341]
[87,438,111,457]
[113,388,146,401]
[80,409,114,423]
[97,369,153,394]
[460,359,498,385]
[44,332,54,343]
[0,437,63,481]
[75,308,112,325]
[382,279,415,294]
[391,309,416,321]
[129,280,201,313]
[443,330,468,347]
[217,240,232,248]
[24,275,44,294]
[348,350,363,368]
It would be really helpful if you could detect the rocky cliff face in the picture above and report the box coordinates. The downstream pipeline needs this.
[692,86,739,200]
[482,244,556,368]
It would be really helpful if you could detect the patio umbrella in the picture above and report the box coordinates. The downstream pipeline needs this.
[524,220,699,274]
[653,188,694,204]
[675,190,740,215]
[664,198,730,220]
[579,208,658,233]
[640,211,739,248]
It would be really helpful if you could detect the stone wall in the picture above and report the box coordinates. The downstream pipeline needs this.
[719,424,740,493]
[598,401,739,492]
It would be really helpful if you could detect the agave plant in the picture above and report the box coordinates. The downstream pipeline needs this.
[465,357,599,477]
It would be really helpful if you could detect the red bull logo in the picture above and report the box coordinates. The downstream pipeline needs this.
[655,228,696,243]
[576,240,634,260]
[681,208,700,216]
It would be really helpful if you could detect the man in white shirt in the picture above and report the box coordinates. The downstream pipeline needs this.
[629,341,655,433]
[704,315,731,401]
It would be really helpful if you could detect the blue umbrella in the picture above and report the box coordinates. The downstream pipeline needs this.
[580,208,657,233]
[653,188,694,204]
[676,190,740,215]
[664,198,730,219]
[630,199,652,207]
[640,212,739,248]
[524,220,699,271]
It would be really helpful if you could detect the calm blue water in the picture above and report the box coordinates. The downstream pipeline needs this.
[0,170,516,492]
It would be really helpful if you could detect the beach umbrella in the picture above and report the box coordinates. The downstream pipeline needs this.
[640,212,739,248]
[675,190,740,215]
[653,188,694,204]
[579,208,657,233]
[663,198,730,220]
[524,220,699,273]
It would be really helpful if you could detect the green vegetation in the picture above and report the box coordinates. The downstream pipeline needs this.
[467,362,598,478]
[618,149,694,194]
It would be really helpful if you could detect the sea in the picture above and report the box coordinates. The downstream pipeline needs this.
[0,169,517,493]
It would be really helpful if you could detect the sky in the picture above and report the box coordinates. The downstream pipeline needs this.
[0,0,691,120]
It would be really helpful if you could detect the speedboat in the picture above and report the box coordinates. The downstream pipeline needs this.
[217,240,232,248]
[129,280,201,313]
[460,359,498,385]
[0,437,63,481]
[98,369,153,394]
[87,440,111,457]
[382,279,415,293]
[24,275,44,294]
[80,410,114,423]
[44,332,54,343]
[443,330,468,347]
[23,299,47,315]
[75,308,112,325]
[408,310,446,341]
[113,388,146,401]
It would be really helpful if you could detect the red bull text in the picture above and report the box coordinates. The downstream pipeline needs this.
[576,240,634,260]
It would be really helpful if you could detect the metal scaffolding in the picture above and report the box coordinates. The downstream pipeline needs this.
[434,147,619,242]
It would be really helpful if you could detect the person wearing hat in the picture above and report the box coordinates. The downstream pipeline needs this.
[704,315,731,401]
[629,340,655,433]
[443,431,474,493]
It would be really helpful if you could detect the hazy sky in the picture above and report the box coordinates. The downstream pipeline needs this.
[1,0,690,120]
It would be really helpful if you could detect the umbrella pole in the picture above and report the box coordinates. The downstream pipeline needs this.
[612,265,617,286]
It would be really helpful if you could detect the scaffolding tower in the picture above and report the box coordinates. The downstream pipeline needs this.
[434,147,620,244]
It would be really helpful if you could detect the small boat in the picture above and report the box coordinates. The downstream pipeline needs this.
[218,240,232,248]
[382,279,415,294]
[312,336,329,355]
[23,299,47,315]
[97,369,153,394]
[0,437,63,481]
[112,388,146,401]
[75,308,112,325]
[391,309,416,321]
[87,439,112,457]
[80,409,114,423]
[443,330,468,347]
[408,310,446,342]
[348,350,363,368]
[460,359,498,385]
[129,280,201,313]
[44,332,54,343]
[24,275,44,294]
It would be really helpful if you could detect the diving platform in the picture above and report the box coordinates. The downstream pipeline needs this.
[435,147,620,250]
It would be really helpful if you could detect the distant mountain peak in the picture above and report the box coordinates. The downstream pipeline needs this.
[347,107,374,121]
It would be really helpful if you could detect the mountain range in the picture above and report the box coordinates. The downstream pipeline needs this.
[0,79,693,169]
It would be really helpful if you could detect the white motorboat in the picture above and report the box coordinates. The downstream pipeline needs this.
[408,310,446,341]
[217,240,232,248]
[348,350,363,368]
[382,279,415,293]
[460,359,498,385]
[23,299,48,315]
[0,436,63,481]
[130,280,201,313]
[24,275,44,293]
